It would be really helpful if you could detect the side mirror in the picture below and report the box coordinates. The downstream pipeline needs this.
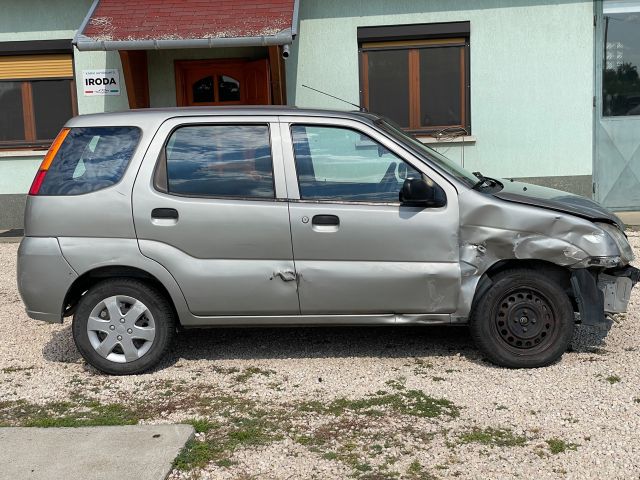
[399,177,446,207]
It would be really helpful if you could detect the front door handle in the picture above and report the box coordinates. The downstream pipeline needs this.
[151,208,178,220]
[312,214,339,226]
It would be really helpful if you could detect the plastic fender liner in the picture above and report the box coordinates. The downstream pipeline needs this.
[570,269,605,326]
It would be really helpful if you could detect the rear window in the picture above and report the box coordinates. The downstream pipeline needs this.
[39,127,141,195]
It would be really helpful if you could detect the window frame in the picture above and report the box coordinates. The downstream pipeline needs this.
[288,122,437,206]
[153,122,278,202]
[358,22,471,135]
[0,41,77,150]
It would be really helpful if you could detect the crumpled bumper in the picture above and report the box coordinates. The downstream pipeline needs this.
[571,265,640,325]
[598,265,640,314]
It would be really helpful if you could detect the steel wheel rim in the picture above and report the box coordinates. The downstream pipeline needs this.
[86,295,156,364]
[493,287,558,353]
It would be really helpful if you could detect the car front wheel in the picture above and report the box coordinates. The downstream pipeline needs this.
[72,279,176,375]
[470,269,574,368]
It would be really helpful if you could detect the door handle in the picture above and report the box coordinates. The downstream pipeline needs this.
[312,214,339,226]
[151,208,179,220]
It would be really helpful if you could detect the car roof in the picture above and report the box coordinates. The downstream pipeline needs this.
[65,106,382,128]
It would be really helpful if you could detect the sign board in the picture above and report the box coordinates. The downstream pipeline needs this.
[82,69,121,96]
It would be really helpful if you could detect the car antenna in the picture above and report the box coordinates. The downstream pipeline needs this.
[302,84,368,112]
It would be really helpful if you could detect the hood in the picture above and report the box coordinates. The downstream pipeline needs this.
[493,180,624,229]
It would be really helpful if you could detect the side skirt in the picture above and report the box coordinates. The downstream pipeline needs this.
[180,313,452,328]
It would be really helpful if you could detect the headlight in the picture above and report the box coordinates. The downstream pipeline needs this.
[597,222,634,264]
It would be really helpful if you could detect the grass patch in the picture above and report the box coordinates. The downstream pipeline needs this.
[234,367,275,383]
[1,366,35,374]
[0,399,139,428]
[605,375,621,384]
[299,390,459,419]
[546,438,579,454]
[186,418,221,434]
[457,427,527,448]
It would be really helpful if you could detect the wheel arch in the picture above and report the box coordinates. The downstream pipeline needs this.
[62,265,179,322]
[471,259,575,313]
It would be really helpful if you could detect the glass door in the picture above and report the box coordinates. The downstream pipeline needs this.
[595,0,640,209]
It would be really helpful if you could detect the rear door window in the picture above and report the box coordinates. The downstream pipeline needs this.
[39,127,141,195]
[160,125,274,199]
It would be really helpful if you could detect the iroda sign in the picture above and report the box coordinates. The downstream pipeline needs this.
[82,69,121,96]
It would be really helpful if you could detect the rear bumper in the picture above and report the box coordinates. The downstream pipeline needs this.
[17,237,78,323]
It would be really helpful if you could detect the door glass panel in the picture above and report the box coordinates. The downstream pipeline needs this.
[420,47,463,127]
[218,75,240,101]
[291,125,421,202]
[32,79,74,140]
[165,125,274,198]
[192,76,214,103]
[603,1,640,116]
[367,50,410,128]
[0,82,25,142]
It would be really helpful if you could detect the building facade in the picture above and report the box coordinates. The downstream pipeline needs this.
[1,0,639,228]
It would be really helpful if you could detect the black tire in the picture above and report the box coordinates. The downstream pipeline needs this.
[469,269,574,368]
[72,278,176,375]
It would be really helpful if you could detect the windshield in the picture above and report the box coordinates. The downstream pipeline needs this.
[376,119,479,188]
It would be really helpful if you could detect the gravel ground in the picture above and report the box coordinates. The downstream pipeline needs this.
[1,235,640,479]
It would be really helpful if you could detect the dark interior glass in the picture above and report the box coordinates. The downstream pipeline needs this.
[367,50,410,128]
[192,76,214,103]
[32,79,74,140]
[165,125,274,198]
[0,82,25,142]
[603,7,640,116]
[218,75,241,102]
[420,47,462,127]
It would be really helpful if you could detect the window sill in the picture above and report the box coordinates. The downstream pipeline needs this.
[0,149,47,158]
[416,135,476,145]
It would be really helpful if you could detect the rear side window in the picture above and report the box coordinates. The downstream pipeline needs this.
[160,125,274,199]
[39,127,140,195]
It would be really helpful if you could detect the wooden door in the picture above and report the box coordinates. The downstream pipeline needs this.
[175,59,271,106]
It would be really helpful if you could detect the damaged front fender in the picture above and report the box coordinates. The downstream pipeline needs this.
[455,190,627,322]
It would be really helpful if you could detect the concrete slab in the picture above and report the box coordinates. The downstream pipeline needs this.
[0,424,194,480]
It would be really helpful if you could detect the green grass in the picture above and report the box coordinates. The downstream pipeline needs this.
[546,438,579,454]
[605,375,621,384]
[234,367,276,383]
[299,390,459,419]
[457,427,528,448]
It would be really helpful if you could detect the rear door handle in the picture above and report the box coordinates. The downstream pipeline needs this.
[151,208,178,220]
[312,214,339,226]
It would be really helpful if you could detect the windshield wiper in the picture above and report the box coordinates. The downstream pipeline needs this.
[472,171,490,190]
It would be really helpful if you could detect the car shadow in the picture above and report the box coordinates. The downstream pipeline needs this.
[42,320,613,372]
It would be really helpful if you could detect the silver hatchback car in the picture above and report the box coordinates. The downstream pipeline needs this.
[17,107,639,374]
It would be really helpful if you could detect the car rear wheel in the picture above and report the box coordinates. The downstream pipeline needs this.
[470,269,574,368]
[72,279,176,375]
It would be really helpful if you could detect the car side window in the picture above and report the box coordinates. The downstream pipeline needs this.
[291,125,422,202]
[162,124,274,199]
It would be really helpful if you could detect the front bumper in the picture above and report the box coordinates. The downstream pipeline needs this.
[598,265,640,314]
[571,265,640,325]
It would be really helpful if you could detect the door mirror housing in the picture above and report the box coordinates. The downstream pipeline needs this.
[400,178,446,207]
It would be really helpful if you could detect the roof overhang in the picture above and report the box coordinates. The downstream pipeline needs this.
[73,0,299,52]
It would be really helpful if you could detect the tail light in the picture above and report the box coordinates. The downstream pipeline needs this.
[28,128,70,195]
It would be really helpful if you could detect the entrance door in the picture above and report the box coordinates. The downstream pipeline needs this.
[280,119,461,315]
[175,59,271,106]
[595,1,640,209]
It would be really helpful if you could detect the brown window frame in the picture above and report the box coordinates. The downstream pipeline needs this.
[0,77,77,150]
[358,22,471,135]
